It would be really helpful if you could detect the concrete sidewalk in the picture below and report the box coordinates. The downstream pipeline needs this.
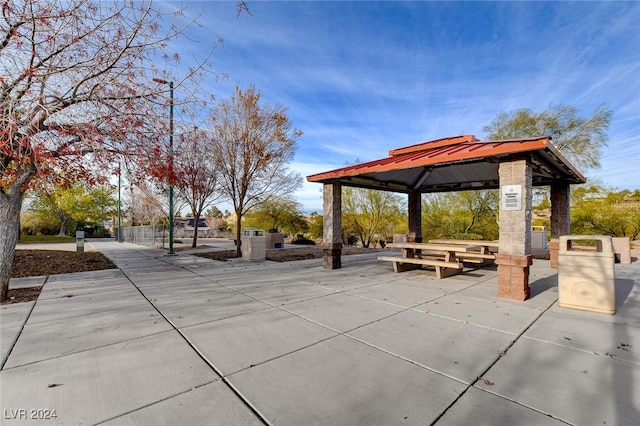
[1,240,639,425]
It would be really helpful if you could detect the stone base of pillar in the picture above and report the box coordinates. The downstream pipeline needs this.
[322,243,342,269]
[496,253,534,301]
[549,239,559,269]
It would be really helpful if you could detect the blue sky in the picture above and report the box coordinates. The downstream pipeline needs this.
[163,1,639,213]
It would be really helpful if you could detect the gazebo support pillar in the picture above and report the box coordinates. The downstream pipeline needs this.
[408,191,422,243]
[322,182,342,269]
[549,183,571,269]
[496,159,533,301]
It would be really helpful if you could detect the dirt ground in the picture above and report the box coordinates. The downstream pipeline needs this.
[11,250,116,278]
[3,250,116,305]
[195,246,390,262]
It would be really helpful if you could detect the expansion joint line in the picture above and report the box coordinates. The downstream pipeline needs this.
[429,297,567,425]
[119,269,271,426]
[1,276,49,371]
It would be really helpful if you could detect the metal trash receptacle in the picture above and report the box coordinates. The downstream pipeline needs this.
[531,226,548,249]
[241,228,266,261]
[558,235,615,314]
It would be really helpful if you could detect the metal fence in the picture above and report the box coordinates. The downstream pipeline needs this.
[119,224,167,248]
[174,228,234,239]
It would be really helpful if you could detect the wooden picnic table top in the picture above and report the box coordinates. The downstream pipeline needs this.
[386,242,481,253]
[427,239,500,248]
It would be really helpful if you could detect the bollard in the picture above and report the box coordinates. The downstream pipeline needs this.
[76,231,85,253]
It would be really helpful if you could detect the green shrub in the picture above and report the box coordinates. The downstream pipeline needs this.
[20,212,59,235]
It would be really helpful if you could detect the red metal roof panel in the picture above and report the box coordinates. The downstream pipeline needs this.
[306,134,585,189]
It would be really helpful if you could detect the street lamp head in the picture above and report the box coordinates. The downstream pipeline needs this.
[152,77,169,85]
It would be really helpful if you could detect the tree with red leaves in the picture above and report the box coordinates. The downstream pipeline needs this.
[171,127,221,249]
[0,0,223,301]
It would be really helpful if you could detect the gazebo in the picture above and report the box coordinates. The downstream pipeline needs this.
[306,134,586,300]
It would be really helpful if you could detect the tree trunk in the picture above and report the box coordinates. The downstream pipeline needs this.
[363,236,371,248]
[192,214,200,248]
[1,191,24,302]
[235,211,242,257]
[58,218,69,237]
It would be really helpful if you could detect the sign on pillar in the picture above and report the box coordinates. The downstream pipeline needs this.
[501,185,522,211]
[497,160,533,301]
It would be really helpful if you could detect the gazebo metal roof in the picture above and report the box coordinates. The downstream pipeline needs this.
[306,134,586,193]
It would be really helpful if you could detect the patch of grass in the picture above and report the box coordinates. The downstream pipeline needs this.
[12,250,116,278]
[18,235,76,243]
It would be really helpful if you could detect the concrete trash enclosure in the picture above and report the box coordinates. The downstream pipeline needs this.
[265,232,284,249]
[241,228,266,261]
[558,235,616,315]
[612,237,632,264]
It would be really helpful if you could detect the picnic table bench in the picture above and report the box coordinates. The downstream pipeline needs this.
[378,242,483,279]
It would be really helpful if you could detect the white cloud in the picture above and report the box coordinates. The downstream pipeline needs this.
[162,1,640,200]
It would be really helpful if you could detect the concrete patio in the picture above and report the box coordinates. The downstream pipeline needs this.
[1,240,639,425]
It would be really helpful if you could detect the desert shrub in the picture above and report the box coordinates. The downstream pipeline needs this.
[291,236,316,245]
[448,233,486,240]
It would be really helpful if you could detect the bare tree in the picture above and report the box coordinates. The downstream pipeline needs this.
[0,0,222,301]
[123,182,168,226]
[209,85,302,256]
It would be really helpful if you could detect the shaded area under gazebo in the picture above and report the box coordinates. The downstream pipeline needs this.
[307,134,586,300]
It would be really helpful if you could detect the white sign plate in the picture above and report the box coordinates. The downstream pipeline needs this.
[502,185,522,211]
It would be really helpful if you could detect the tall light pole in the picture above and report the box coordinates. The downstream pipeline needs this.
[117,162,121,242]
[153,78,175,255]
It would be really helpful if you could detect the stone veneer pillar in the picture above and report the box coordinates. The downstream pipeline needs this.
[408,191,422,243]
[496,159,534,300]
[549,183,571,269]
[322,183,342,269]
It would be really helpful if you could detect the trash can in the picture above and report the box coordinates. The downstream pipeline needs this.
[531,226,548,249]
[558,235,615,314]
[241,228,266,261]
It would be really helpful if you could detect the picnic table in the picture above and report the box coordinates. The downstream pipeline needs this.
[378,242,489,279]
[427,239,498,266]
[427,239,499,254]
